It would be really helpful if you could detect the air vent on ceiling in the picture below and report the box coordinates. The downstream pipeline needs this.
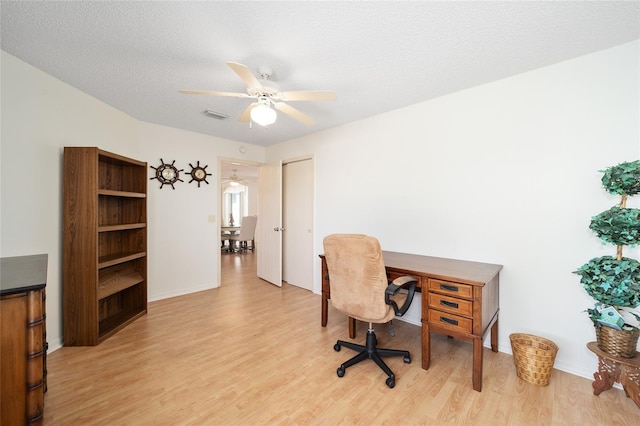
[203,109,229,120]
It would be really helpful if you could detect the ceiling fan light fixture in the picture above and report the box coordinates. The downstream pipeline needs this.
[229,181,240,187]
[250,103,277,126]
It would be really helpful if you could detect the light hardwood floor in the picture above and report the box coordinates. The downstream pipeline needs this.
[44,251,639,425]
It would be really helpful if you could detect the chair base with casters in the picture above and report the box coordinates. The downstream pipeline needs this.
[334,323,411,389]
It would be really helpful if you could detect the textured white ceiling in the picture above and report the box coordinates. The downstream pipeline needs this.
[1,1,638,147]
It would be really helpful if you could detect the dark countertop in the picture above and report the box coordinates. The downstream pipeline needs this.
[1,254,48,295]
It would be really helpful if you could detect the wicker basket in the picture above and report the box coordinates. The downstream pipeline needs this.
[509,333,558,386]
[596,325,640,358]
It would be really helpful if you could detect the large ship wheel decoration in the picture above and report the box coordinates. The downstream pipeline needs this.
[150,159,183,189]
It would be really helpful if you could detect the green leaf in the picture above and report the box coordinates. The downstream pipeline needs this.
[574,256,640,307]
[590,206,640,246]
[601,160,640,196]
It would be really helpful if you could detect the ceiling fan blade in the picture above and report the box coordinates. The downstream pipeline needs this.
[274,102,315,126]
[238,102,258,122]
[226,62,262,92]
[179,89,251,98]
[277,91,337,102]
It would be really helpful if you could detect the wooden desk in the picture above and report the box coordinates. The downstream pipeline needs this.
[320,251,502,392]
[1,254,48,425]
[587,341,640,409]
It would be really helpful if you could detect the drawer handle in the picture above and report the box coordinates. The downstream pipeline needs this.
[440,316,459,326]
[440,284,458,292]
[440,300,459,309]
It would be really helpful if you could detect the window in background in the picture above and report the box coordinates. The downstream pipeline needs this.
[223,185,248,226]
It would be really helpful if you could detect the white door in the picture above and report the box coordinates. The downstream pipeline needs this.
[257,160,283,287]
[283,159,313,291]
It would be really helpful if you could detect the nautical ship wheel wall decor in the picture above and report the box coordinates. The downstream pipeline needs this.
[150,159,183,189]
[187,161,212,187]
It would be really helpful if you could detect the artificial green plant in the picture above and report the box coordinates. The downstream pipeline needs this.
[574,160,640,330]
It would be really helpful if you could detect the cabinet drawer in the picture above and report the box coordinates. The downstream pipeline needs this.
[428,279,473,299]
[428,293,473,317]
[428,309,472,334]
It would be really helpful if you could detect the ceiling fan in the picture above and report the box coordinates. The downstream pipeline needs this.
[180,62,336,126]
[222,169,249,186]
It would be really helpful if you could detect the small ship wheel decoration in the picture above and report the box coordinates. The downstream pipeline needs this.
[150,159,183,189]
[187,161,212,187]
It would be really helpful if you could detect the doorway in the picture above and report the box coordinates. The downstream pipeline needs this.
[219,161,258,256]
[219,157,314,291]
[220,162,258,224]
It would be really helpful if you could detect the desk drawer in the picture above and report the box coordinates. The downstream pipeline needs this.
[428,293,473,317]
[428,309,472,334]
[428,279,473,299]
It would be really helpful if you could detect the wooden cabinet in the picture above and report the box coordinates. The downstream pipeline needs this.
[422,271,501,392]
[1,254,48,425]
[426,280,477,334]
[63,147,147,346]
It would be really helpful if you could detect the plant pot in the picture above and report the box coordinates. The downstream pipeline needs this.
[596,325,640,358]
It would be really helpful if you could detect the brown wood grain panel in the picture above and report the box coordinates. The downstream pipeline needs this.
[427,309,473,334]
[1,295,28,426]
[99,196,145,226]
[382,251,501,285]
[63,147,99,346]
[99,229,145,259]
[64,147,147,346]
[428,292,473,317]
[428,278,474,299]
[1,285,46,425]
[481,274,500,333]
[98,264,145,300]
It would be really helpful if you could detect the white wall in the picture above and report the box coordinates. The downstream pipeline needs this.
[0,51,265,350]
[1,51,139,350]
[137,122,264,301]
[267,40,640,380]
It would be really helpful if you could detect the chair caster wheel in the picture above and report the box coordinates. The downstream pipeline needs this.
[337,367,345,377]
[386,377,395,388]
[404,355,411,364]
[334,343,341,352]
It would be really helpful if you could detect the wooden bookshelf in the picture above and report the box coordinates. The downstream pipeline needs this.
[63,147,148,346]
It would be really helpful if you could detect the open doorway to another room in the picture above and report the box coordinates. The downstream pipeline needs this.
[219,158,314,293]
[220,161,259,257]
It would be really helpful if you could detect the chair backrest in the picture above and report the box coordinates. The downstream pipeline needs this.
[237,216,257,240]
[322,234,393,323]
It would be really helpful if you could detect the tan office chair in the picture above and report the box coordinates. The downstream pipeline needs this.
[323,234,417,388]
[227,216,257,252]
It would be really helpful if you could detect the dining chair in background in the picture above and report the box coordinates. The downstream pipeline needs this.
[226,215,258,252]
